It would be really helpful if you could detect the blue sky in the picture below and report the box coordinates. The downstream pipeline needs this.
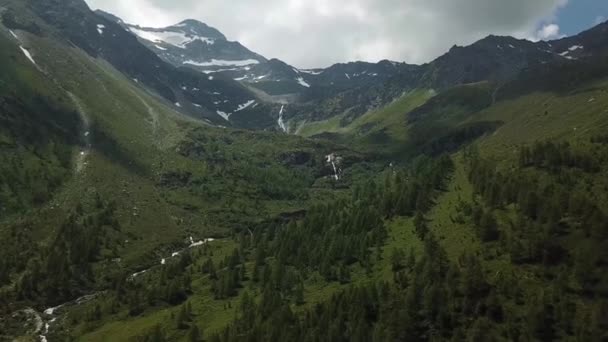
[557,0,608,35]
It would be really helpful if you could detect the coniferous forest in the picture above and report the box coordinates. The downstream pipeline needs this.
[2,0,608,341]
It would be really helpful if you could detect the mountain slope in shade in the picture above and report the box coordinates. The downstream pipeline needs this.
[1,3,273,126]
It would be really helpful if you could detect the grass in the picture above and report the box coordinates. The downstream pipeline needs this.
[379,217,424,280]
[296,89,435,141]
[426,154,481,262]
[470,79,608,163]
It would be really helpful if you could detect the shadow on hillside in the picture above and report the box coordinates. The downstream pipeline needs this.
[89,124,149,177]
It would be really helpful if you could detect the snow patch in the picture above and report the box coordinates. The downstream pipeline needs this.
[193,103,202,108]
[129,27,215,48]
[96,24,105,35]
[175,102,182,107]
[296,77,311,88]
[183,59,260,67]
[216,110,230,121]
[559,46,582,60]
[204,67,245,74]
[235,100,255,112]
[154,44,167,51]
[9,30,18,39]
[345,73,351,80]
[19,46,36,66]
[208,75,214,80]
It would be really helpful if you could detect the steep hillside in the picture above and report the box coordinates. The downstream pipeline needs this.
[1,0,280,127]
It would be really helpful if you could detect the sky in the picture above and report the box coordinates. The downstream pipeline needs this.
[85,0,608,69]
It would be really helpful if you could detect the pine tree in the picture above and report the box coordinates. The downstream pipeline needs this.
[188,324,201,342]
[294,282,305,305]
[414,211,428,240]
[176,305,189,329]
[145,325,165,342]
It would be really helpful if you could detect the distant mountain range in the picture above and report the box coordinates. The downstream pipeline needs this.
[7,2,607,132]
[95,10,608,132]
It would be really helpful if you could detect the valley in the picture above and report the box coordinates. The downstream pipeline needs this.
[0,0,607,341]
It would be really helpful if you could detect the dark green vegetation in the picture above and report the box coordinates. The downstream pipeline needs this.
[1,0,608,341]
[0,36,79,216]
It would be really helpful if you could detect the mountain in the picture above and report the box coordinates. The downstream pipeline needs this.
[37,8,608,134]
[1,0,608,340]
[6,3,275,127]
[103,15,413,105]
[283,21,608,133]
[99,13,268,74]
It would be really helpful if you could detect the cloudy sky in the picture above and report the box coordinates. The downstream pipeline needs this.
[85,0,607,68]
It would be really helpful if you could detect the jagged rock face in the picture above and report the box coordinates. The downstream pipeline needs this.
[118,17,267,74]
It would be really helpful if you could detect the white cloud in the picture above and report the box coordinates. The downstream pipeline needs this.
[533,23,562,41]
[85,0,569,68]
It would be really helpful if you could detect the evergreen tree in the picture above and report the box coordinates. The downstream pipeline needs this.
[188,324,201,342]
